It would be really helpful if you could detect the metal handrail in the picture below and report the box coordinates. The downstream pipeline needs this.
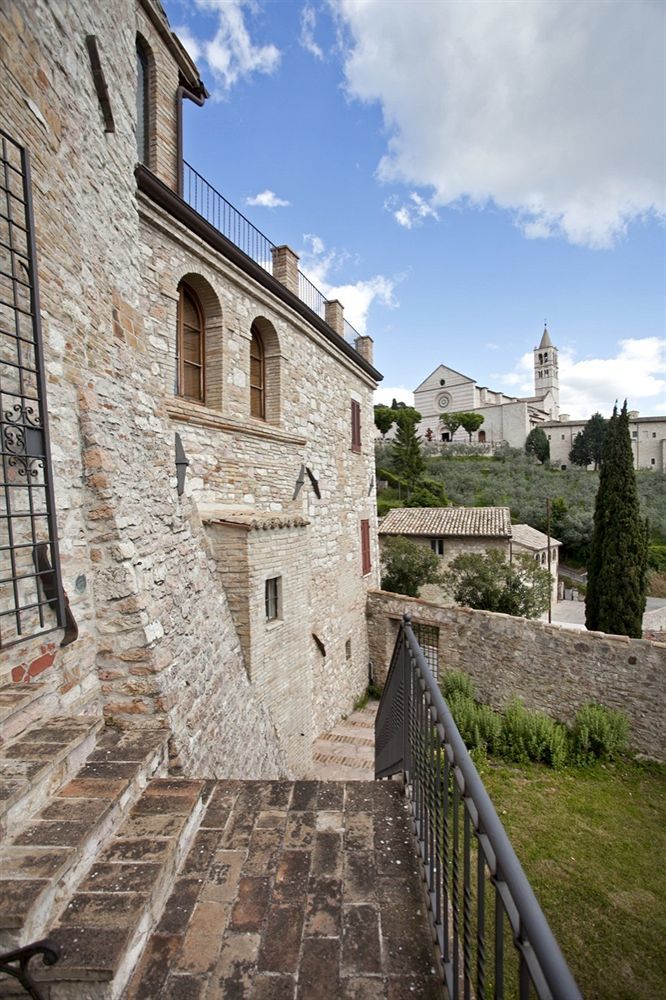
[182,161,365,353]
[375,615,582,1000]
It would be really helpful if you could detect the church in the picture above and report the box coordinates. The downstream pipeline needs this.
[414,326,559,449]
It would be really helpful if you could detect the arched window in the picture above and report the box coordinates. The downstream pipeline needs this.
[478,430,486,443]
[177,283,205,402]
[250,326,265,419]
[136,37,152,165]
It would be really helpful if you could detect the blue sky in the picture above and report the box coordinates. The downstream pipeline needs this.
[164,0,665,419]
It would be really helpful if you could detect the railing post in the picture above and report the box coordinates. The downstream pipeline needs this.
[271,245,300,295]
[402,614,412,776]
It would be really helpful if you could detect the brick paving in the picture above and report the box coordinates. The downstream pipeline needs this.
[124,780,443,999]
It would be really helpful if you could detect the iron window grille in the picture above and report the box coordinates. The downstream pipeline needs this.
[0,130,65,649]
[412,621,439,676]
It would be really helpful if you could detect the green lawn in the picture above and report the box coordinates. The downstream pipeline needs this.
[480,758,666,999]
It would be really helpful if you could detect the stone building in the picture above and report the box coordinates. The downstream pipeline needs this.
[413,326,559,448]
[545,412,666,472]
[0,0,382,777]
[378,507,560,605]
[378,506,512,602]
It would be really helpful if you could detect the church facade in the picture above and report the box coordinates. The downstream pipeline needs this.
[415,327,559,449]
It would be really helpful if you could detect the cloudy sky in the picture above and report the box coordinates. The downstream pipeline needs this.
[165,0,665,419]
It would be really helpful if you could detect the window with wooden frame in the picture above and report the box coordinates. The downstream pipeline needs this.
[360,518,371,576]
[177,283,205,402]
[351,399,361,453]
[265,576,281,621]
[250,325,265,419]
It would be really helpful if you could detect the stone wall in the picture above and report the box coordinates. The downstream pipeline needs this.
[0,0,379,778]
[367,590,666,759]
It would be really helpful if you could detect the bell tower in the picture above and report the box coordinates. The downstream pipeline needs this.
[533,323,559,419]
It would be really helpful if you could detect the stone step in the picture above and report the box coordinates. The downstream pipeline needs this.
[0,716,105,842]
[0,682,59,747]
[316,731,374,748]
[32,776,208,999]
[312,749,374,770]
[0,728,170,951]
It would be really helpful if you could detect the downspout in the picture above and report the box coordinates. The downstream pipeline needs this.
[177,83,207,197]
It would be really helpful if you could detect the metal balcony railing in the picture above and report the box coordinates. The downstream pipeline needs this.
[375,615,582,1000]
[182,162,364,353]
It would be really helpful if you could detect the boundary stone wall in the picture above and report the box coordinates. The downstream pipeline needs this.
[367,590,666,760]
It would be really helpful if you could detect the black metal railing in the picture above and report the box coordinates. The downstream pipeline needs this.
[0,129,65,648]
[375,615,582,1000]
[0,939,59,999]
[183,162,276,273]
[182,162,365,352]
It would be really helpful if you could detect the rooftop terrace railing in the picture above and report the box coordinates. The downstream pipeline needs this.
[375,615,582,1000]
[183,162,364,350]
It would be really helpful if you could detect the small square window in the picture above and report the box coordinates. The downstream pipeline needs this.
[430,538,444,556]
[632,431,638,438]
[265,576,281,621]
[561,434,565,440]
[651,458,656,466]
[547,434,551,440]
[652,432,657,438]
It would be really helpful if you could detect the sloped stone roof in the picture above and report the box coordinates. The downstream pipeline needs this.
[201,507,310,531]
[511,523,561,550]
[379,506,511,538]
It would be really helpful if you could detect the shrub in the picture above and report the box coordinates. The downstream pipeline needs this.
[441,670,475,701]
[500,699,569,769]
[443,684,503,756]
[571,703,629,763]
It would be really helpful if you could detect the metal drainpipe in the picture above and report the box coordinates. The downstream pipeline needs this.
[176,84,207,197]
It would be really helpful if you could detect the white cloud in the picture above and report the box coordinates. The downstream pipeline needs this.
[493,337,666,418]
[185,0,280,93]
[334,0,665,248]
[246,189,290,208]
[374,386,415,407]
[300,4,324,60]
[300,234,397,334]
[387,191,439,229]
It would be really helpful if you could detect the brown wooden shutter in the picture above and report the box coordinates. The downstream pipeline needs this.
[351,399,361,452]
[361,519,371,575]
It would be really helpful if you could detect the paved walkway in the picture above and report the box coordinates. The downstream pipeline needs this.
[542,597,666,632]
[311,702,377,781]
[122,780,443,998]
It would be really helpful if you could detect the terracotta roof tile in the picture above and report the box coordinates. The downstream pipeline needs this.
[379,506,511,538]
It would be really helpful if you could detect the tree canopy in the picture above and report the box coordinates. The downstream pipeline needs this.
[525,427,550,463]
[444,549,551,618]
[439,411,485,442]
[585,402,648,637]
[380,536,443,597]
[569,413,608,470]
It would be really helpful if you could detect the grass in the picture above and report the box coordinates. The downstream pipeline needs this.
[480,757,666,999]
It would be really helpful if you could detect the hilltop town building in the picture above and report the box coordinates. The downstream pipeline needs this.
[415,326,559,448]
[0,0,382,777]
[413,329,666,470]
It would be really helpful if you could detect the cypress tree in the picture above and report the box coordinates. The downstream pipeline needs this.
[585,401,647,637]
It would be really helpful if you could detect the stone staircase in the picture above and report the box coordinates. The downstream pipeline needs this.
[0,684,443,999]
[311,702,377,780]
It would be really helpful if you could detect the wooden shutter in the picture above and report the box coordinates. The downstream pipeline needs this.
[178,284,205,402]
[361,519,371,576]
[351,399,361,452]
[250,328,265,418]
